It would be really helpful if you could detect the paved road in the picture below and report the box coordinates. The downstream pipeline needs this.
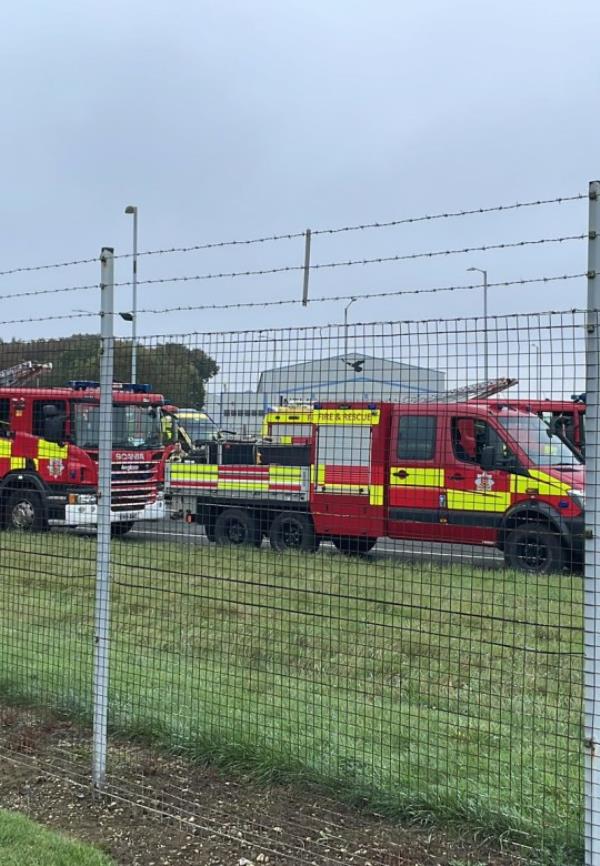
[129,519,504,569]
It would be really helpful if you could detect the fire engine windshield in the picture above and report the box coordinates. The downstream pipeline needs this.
[72,403,163,450]
[496,412,581,467]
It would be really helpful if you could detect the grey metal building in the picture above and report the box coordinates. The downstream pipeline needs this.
[203,353,445,432]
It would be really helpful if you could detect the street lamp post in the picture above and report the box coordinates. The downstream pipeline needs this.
[125,206,138,383]
[344,297,358,357]
[467,267,488,383]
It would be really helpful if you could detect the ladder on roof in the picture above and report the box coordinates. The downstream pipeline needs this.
[409,376,518,404]
[0,361,53,387]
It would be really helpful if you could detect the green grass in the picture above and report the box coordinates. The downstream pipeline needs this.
[0,531,584,857]
[0,809,114,866]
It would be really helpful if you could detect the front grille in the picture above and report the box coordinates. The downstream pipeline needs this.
[111,461,159,512]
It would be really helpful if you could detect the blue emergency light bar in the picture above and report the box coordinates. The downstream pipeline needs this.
[69,380,100,390]
[68,380,152,393]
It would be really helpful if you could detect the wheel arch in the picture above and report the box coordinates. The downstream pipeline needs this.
[499,501,571,551]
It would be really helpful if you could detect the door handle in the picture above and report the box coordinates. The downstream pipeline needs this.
[393,469,409,479]
[448,473,465,481]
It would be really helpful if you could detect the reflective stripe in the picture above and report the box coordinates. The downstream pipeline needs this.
[389,467,445,487]
[170,464,219,481]
[317,483,369,495]
[217,480,269,491]
[268,466,303,481]
[0,440,11,458]
[265,411,313,426]
[38,440,68,459]
[10,457,26,470]
[369,485,384,506]
[447,490,511,512]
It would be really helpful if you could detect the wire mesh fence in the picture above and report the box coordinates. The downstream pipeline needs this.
[0,185,598,864]
[0,308,588,863]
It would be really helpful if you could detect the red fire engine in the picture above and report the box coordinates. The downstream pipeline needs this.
[0,372,171,533]
[166,380,585,573]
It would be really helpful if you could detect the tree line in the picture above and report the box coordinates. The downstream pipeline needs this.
[0,335,219,408]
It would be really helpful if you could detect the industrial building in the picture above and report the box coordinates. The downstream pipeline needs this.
[203,353,445,432]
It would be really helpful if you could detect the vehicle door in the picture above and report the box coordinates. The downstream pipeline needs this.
[386,408,444,540]
[311,412,384,538]
[443,413,515,544]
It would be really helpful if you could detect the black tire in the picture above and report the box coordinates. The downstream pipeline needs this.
[269,511,319,553]
[111,521,135,537]
[504,522,564,574]
[331,536,377,556]
[214,508,261,547]
[5,489,48,532]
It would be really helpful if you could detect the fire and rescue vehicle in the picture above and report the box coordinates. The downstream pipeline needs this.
[0,371,171,533]
[165,378,585,573]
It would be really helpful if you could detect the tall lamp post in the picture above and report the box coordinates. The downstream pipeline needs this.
[124,206,138,383]
[467,267,488,383]
[344,297,358,357]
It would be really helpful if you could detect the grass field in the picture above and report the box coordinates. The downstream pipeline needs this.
[0,809,114,866]
[0,530,584,856]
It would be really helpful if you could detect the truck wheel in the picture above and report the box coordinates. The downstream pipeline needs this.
[214,508,261,547]
[331,536,377,556]
[5,489,48,532]
[504,522,563,574]
[269,512,319,553]
[111,521,135,537]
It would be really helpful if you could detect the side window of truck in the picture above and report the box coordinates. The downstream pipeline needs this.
[0,399,9,437]
[397,415,436,460]
[33,400,67,440]
[451,418,508,465]
[317,424,371,466]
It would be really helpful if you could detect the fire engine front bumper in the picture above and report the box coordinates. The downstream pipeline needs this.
[64,494,165,526]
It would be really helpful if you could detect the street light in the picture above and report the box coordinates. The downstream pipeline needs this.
[124,205,138,383]
[467,267,488,383]
[344,297,358,357]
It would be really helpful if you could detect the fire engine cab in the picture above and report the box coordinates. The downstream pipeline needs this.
[0,377,170,533]
[166,386,585,573]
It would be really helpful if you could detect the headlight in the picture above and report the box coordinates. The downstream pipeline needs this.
[77,494,97,505]
[568,489,585,510]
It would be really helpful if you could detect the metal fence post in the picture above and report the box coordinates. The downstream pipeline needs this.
[585,180,600,864]
[302,228,311,306]
[92,247,115,789]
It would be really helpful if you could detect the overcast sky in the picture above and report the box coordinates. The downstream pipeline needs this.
[0,0,598,344]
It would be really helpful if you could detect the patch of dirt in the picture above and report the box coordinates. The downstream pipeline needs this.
[0,705,534,865]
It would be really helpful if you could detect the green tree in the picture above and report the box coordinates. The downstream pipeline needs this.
[0,335,218,408]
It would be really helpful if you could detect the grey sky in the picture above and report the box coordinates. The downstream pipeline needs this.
[0,0,598,341]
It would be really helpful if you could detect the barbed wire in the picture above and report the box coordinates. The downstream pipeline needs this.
[0,282,98,302]
[0,272,585,325]
[0,192,585,277]
[0,311,97,326]
[0,231,584,301]
[0,255,99,279]
[113,233,586,289]
[111,193,587,260]
[133,273,585,316]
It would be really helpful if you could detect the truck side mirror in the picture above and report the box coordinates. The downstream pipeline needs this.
[479,445,496,471]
